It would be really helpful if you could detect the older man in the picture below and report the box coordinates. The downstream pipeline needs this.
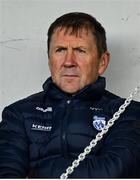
[0,12,140,178]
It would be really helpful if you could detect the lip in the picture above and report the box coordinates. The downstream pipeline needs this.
[62,75,79,77]
[61,75,79,79]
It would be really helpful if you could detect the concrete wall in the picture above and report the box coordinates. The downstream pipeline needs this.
[0,0,140,118]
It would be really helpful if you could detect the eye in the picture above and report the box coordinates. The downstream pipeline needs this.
[55,47,66,53]
[75,48,86,54]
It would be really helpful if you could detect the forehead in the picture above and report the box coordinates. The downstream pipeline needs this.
[51,27,95,43]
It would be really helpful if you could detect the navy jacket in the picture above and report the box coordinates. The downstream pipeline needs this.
[0,77,140,178]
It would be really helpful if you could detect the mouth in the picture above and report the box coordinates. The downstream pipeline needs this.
[61,74,79,81]
[61,68,80,79]
[62,74,79,77]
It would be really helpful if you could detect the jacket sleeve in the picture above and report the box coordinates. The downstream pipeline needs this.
[0,106,29,178]
[70,101,140,178]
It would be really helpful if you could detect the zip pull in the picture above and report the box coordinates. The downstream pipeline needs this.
[66,100,71,104]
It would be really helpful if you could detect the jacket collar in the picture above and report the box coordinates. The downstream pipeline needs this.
[43,76,106,101]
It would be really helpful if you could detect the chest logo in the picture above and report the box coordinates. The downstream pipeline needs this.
[31,124,52,131]
[36,106,52,112]
[93,115,106,131]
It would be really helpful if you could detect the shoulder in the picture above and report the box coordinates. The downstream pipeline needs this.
[2,90,46,118]
[103,90,140,117]
[123,100,140,119]
[10,90,45,106]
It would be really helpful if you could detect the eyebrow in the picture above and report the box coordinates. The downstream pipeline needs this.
[55,46,66,49]
[54,45,87,50]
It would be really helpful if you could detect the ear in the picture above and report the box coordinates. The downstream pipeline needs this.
[98,51,110,75]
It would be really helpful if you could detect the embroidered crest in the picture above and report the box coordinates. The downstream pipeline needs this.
[93,115,106,131]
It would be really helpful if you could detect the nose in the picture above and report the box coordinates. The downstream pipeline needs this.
[63,50,76,67]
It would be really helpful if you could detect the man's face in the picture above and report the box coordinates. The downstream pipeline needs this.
[48,28,109,94]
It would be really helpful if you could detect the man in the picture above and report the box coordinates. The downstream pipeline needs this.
[0,12,140,178]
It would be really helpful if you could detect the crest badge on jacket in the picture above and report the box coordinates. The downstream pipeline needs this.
[93,115,106,131]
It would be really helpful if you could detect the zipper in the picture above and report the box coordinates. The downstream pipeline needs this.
[61,99,72,158]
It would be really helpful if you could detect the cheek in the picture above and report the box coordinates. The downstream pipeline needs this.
[49,60,64,84]
[49,58,60,72]
[79,61,93,76]
[79,61,99,81]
